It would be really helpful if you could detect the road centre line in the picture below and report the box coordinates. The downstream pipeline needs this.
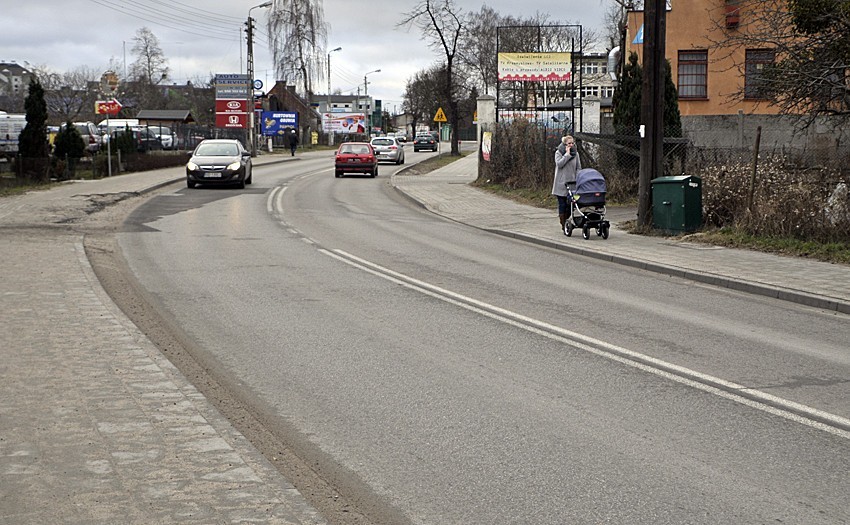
[322,248,850,440]
[267,186,286,215]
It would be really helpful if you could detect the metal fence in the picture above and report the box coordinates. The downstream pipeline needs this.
[478,118,850,241]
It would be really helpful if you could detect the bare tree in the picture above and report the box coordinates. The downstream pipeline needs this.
[267,0,327,98]
[400,0,467,155]
[129,27,169,85]
[459,6,500,95]
[37,66,100,123]
[403,65,446,134]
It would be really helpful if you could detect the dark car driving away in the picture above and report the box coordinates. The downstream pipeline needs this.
[335,142,378,178]
[186,139,253,189]
[413,134,438,152]
[110,127,163,153]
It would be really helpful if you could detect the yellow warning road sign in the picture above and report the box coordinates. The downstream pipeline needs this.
[433,107,447,122]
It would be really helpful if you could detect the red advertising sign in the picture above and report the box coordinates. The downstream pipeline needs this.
[215,112,248,129]
[95,99,122,115]
[215,99,247,113]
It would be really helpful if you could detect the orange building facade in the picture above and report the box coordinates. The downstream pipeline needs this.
[625,1,781,117]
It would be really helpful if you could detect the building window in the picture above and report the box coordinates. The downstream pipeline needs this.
[678,50,707,99]
[580,61,608,75]
[581,85,600,97]
[600,86,615,98]
[581,62,599,75]
[745,48,775,100]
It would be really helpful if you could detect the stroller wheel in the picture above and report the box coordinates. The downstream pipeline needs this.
[596,228,602,237]
[582,225,590,240]
[602,224,610,239]
[565,223,573,237]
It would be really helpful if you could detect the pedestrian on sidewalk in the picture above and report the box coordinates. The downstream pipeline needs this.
[287,129,299,156]
[552,135,582,234]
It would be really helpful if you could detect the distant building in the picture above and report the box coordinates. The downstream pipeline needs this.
[0,62,35,111]
[312,93,374,117]
[0,62,35,97]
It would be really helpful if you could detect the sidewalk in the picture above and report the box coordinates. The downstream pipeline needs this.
[0,159,326,525]
[390,153,850,315]
[1,150,848,523]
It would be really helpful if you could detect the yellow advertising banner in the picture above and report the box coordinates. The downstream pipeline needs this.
[497,52,572,82]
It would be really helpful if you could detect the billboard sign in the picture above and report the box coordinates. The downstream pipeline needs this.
[497,52,572,82]
[261,111,298,136]
[215,73,249,129]
[321,112,367,133]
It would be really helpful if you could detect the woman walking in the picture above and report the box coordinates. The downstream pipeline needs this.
[552,135,582,234]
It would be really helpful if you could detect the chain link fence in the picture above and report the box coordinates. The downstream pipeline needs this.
[479,117,850,242]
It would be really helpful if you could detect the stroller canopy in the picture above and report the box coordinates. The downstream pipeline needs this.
[575,168,607,194]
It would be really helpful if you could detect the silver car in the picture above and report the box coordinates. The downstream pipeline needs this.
[369,136,405,165]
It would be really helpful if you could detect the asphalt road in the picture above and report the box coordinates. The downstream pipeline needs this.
[111,151,850,525]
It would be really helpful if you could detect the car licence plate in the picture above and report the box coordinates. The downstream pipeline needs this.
[205,173,222,178]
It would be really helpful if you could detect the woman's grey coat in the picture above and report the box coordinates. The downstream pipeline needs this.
[551,144,582,197]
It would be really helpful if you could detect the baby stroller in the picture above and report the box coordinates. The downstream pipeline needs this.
[565,168,611,240]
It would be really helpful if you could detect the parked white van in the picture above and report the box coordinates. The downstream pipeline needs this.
[97,118,140,134]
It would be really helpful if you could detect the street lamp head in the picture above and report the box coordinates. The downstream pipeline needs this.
[255,1,272,8]
[330,47,342,53]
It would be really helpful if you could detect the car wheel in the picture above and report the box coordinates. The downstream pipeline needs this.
[246,169,253,184]
[371,167,378,178]
[187,180,195,189]
[335,170,342,178]
[237,179,246,189]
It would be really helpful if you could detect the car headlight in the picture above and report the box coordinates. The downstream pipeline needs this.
[227,161,241,171]
[187,161,199,170]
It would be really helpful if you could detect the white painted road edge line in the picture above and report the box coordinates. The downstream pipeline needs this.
[322,248,850,440]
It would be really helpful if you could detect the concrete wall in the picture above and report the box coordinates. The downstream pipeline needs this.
[682,113,850,162]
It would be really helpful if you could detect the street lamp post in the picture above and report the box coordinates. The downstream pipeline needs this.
[246,1,272,156]
[327,46,342,146]
[364,69,381,137]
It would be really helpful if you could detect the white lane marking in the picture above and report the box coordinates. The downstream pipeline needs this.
[322,248,850,439]
[266,187,280,214]
[267,186,288,216]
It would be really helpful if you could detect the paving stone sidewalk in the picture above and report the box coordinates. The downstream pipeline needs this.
[0,162,326,525]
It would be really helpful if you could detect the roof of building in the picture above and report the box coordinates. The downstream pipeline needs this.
[136,110,195,123]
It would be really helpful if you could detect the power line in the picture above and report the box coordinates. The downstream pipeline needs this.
[87,0,239,42]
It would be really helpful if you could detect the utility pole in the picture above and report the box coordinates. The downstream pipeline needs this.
[364,69,381,137]
[638,0,667,227]
[327,47,341,146]
[245,16,255,155]
[246,2,271,157]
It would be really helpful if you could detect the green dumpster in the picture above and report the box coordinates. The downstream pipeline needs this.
[651,175,702,233]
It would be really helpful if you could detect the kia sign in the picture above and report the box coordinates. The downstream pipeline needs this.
[215,99,247,113]
[95,99,122,115]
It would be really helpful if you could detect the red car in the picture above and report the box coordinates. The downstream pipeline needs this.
[335,142,378,178]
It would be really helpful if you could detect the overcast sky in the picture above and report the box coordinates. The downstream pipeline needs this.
[2,0,610,110]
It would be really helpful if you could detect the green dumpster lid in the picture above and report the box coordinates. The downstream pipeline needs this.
[651,175,701,183]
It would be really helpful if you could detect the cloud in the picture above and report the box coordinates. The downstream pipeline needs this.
[1,0,606,109]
